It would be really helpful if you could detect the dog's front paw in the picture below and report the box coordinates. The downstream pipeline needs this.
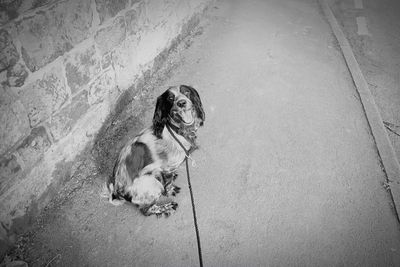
[165,184,181,196]
[162,202,178,218]
[161,172,178,186]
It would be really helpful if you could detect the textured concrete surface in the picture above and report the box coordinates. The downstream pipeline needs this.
[321,0,400,231]
[330,0,400,183]
[5,0,400,266]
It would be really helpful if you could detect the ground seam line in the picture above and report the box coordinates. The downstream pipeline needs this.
[318,0,400,220]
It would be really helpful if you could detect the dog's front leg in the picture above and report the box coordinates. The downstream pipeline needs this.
[161,172,180,196]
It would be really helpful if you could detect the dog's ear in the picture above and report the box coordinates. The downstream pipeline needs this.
[180,85,205,126]
[153,90,174,138]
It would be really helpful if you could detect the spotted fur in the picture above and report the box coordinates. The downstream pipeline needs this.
[102,85,204,216]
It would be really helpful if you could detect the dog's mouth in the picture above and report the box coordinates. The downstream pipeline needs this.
[180,111,195,125]
[171,108,194,126]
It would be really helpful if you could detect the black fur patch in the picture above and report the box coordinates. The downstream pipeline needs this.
[125,142,153,179]
[180,85,205,125]
[122,193,133,202]
[153,90,175,138]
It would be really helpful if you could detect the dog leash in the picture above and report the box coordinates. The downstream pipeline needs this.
[166,124,204,267]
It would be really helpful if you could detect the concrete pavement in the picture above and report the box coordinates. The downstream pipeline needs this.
[330,0,400,161]
[7,0,400,266]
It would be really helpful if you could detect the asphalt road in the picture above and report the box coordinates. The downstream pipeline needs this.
[9,0,400,266]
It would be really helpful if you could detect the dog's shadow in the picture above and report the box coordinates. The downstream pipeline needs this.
[91,89,153,181]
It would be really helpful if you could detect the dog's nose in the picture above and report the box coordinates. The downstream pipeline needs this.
[177,99,186,108]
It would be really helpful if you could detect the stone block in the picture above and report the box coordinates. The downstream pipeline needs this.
[111,41,138,90]
[0,153,22,195]
[88,70,115,105]
[174,1,194,22]
[18,11,56,72]
[17,65,69,127]
[125,8,140,36]
[60,0,93,45]
[95,0,129,24]
[32,0,60,9]
[49,90,89,141]
[7,62,28,87]
[130,0,141,6]
[17,0,93,72]
[94,16,126,55]
[0,0,22,26]
[0,29,19,73]
[145,0,173,30]
[124,8,138,34]
[124,3,148,46]
[65,45,101,94]
[16,126,51,167]
[0,11,8,26]
[0,85,30,155]
[0,0,62,26]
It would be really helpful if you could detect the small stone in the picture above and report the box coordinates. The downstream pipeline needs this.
[7,62,28,87]
[17,126,51,166]
[101,53,112,70]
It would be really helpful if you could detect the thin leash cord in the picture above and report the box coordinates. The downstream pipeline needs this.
[166,124,204,267]
[185,157,204,267]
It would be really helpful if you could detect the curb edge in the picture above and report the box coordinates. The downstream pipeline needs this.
[318,0,400,221]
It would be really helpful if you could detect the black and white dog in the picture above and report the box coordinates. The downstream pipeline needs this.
[103,85,205,216]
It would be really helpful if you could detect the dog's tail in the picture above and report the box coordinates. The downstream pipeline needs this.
[100,182,125,206]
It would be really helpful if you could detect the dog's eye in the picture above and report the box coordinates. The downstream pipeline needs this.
[168,95,174,102]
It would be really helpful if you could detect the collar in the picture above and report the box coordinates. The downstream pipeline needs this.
[167,120,181,135]
[166,118,198,153]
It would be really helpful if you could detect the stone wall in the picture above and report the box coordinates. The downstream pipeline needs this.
[0,0,209,257]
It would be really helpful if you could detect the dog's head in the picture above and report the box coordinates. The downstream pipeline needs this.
[153,85,205,138]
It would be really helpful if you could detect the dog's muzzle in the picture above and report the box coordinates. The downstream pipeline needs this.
[172,107,195,126]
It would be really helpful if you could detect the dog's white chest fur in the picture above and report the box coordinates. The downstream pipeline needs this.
[158,127,191,171]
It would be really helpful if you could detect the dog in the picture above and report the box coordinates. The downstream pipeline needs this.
[102,85,205,216]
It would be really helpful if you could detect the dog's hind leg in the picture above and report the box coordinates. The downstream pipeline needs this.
[140,197,178,217]
[129,174,178,216]
[101,182,126,206]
